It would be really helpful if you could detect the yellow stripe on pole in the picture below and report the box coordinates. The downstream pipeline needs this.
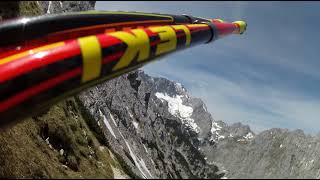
[213,19,224,23]
[149,26,177,55]
[109,29,150,71]
[78,36,102,83]
[0,42,65,65]
[172,25,191,46]
[187,24,209,28]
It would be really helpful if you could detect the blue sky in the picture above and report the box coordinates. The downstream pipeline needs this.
[96,1,320,134]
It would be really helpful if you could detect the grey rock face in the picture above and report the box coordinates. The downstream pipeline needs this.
[39,1,95,14]
[208,128,320,179]
[77,70,222,179]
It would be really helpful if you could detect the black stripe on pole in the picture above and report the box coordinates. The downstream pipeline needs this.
[0,12,193,46]
[0,55,82,102]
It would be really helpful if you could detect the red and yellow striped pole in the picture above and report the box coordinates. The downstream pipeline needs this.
[0,12,247,127]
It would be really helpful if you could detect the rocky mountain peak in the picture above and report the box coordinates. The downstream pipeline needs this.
[77,70,224,179]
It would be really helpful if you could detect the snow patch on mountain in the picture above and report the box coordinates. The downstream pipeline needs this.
[127,107,139,130]
[244,132,254,140]
[210,121,224,141]
[99,109,117,138]
[109,111,118,127]
[47,1,52,13]
[118,127,153,179]
[142,144,149,153]
[155,92,200,133]
[133,121,139,130]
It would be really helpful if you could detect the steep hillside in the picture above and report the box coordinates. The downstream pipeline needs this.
[0,98,126,178]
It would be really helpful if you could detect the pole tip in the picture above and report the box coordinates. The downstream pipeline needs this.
[233,21,247,34]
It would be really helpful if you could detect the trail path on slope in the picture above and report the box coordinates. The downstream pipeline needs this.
[111,165,130,179]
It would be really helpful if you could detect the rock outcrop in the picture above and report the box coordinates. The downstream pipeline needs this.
[77,70,222,179]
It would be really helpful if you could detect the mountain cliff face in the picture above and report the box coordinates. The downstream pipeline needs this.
[77,68,320,179]
[77,70,223,179]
